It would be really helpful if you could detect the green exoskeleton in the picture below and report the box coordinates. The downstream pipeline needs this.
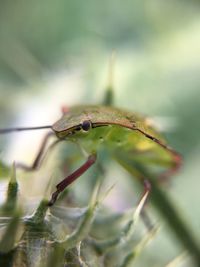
[49,105,181,204]
[1,103,200,266]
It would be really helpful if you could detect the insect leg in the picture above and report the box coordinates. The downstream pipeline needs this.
[61,105,70,115]
[136,128,182,183]
[138,180,155,230]
[136,179,151,207]
[158,153,182,183]
[48,153,97,206]
[16,131,56,171]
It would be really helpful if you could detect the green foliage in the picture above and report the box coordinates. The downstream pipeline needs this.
[0,160,10,179]
[0,163,156,267]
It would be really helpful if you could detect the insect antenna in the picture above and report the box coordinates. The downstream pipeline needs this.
[0,125,52,134]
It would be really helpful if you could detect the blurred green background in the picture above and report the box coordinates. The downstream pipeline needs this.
[0,1,200,266]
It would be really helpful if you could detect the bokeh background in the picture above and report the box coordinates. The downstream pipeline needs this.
[0,1,200,266]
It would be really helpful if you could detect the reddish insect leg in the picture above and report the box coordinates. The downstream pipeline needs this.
[48,153,97,206]
[140,179,151,202]
[158,152,182,183]
[138,180,154,230]
[16,132,55,171]
[61,105,70,115]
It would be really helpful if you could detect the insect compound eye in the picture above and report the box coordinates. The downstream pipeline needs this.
[81,120,92,131]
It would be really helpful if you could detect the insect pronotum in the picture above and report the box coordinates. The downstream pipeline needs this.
[1,104,200,266]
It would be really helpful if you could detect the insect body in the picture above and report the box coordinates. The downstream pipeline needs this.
[53,105,178,161]
[50,105,181,203]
